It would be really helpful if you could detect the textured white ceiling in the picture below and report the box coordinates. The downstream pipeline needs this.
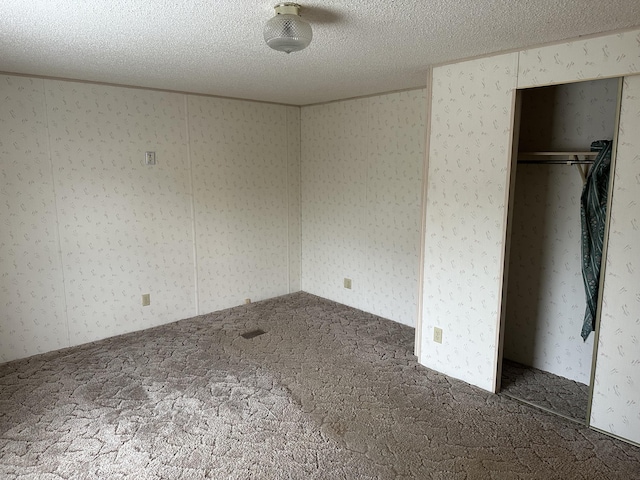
[1,1,639,105]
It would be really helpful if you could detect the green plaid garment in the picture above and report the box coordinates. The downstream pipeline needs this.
[580,140,612,341]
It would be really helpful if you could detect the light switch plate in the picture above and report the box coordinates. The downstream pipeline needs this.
[144,151,156,165]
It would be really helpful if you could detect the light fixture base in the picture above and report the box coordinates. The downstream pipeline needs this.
[274,3,301,16]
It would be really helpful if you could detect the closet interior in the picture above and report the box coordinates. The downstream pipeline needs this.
[500,78,620,423]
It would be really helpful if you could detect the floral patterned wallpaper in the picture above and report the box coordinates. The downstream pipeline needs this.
[188,96,296,314]
[301,98,368,312]
[0,76,300,362]
[46,81,195,346]
[420,53,519,391]
[518,30,640,88]
[0,76,68,361]
[590,75,640,445]
[301,90,426,327]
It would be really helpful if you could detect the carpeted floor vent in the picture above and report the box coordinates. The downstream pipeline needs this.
[241,328,266,339]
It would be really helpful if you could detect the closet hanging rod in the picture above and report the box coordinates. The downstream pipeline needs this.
[517,151,597,165]
[519,151,598,157]
[518,159,594,164]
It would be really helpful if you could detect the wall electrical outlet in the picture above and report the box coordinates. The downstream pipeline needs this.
[433,327,443,344]
[142,294,151,306]
[344,278,352,289]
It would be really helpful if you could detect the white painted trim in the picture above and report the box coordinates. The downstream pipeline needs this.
[415,68,433,359]
[494,86,522,393]
[43,78,72,348]
[185,95,199,316]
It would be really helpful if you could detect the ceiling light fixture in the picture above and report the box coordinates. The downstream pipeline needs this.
[264,3,312,54]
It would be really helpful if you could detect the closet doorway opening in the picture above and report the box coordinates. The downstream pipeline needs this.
[497,77,622,423]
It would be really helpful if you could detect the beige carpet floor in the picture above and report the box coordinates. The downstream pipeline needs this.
[500,359,589,422]
[1,292,640,479]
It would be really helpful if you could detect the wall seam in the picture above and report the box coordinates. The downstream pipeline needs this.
[416,70,433,358]
[42,79,72,348]
[185,95,199,315]
[299,107,304,291]
[286,107,291,293]
[298,106,302,290]
[364,98,370,310]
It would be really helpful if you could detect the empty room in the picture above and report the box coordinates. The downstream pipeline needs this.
[1,1,640,478]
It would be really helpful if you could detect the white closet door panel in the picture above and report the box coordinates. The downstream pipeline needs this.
[420,53,518,392]
[590,75,640,445]
[518,29,640,88]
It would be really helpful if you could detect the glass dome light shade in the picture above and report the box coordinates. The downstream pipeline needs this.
[264,5,312,54]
